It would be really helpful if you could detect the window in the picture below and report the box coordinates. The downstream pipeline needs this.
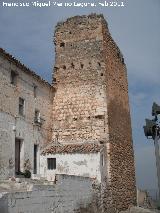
[63,65,66,70]
[60,42,65,47]
[95,115,105,119]
[11,70,17,85]
[53,78,56,83]
[34,109,41,123]
[33,85,37,98]
[101,154,104,167]
[71,62,74,68]
[98,62,101,67]
[47,158,56,170]
[19,98,25,116]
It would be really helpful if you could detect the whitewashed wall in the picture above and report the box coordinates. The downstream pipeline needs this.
[0,175,100,213]
[0,110,44,178]
[0,52,52,179]
[40,153,101,182]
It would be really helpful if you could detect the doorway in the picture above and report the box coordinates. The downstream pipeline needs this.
[15,138,23,174]
[34,144,38,174]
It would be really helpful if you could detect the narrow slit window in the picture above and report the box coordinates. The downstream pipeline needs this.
[11,70,17,85]
[60,42,65,47]
[19,97,25,116]
[71,63,74,68]
[34,109,41,123]
[101,154,104,167]
[33,85,37,98]
[63,65,66,70]
[98,62,101,67]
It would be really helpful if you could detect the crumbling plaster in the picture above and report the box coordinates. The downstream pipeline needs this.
[40,152,101,182]
[0,51,53,179]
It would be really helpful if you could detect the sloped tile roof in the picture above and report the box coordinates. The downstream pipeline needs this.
[41,143,101,155]
[0,48,51,87]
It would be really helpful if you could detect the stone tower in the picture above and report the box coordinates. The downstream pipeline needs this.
[52,14,136,212]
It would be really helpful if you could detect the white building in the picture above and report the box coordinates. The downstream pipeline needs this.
[0,48,53,179]
[40,143,103,182]
[0,48,103,183]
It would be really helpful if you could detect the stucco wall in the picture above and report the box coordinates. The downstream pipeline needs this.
[40,152,101,182]
[0,112,15,179]
[0,52,53,179]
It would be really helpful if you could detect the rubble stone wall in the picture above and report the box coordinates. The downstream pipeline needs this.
[52,14,136,212]
[52,14,108,144]
[101,17,137,211]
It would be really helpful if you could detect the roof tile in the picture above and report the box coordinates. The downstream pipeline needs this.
[0,48,52,87]
[42,143,101,155]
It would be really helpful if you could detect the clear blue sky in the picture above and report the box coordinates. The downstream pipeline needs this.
[0,0,160,192]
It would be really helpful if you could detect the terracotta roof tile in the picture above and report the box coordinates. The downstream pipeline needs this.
[42,143,101,155]
[0,48,52,87]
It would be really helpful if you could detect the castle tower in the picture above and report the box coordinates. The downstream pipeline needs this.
[52,14,136,212]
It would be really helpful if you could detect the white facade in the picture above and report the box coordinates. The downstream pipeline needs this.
[0,49,53,179]
[40,153,101,182]
[0,48,103,183]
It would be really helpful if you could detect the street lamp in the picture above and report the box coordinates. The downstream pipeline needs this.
[143,102,160,200]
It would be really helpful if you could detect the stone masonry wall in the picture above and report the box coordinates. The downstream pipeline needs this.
[52,14,136,212]
[0,52,53,178]
[52,14,108,144]
[100,17,137,212]
[0,175,101,213]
